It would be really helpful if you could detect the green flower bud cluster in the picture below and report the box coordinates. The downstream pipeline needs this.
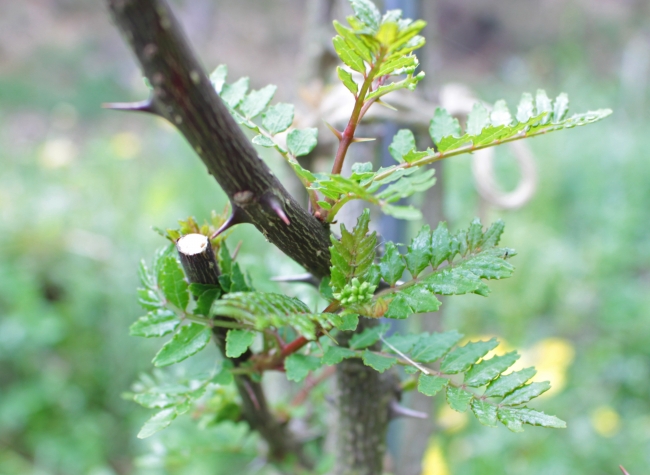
[333,278,376,306]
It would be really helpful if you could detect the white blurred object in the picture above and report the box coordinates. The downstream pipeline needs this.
[440,83,537,210]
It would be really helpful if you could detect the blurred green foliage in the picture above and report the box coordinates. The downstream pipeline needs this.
[1,1,648,474]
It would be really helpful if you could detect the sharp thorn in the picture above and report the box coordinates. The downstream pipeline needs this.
[376,99,397,111]
[389,400,428,420]
[271,273,318,286]
[619,466,630,475]
[320,327,338,345]
[231,240,243,261]
[102,98,156,114]
[323,121,343,140]
[210,207,245,239]
[351,136,376,143]
[265,195,290,225]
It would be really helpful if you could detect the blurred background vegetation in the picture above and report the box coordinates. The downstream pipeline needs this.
[1,0,648,474]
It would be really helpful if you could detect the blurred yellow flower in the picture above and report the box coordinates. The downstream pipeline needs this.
[437,404,468,433]
[518,337,575,396]
[422,439,449,475]
[591,405,621,437]
[466,335,575,397]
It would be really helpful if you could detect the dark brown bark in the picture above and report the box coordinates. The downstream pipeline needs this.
[106,0,331,278]
[175,234,311,469]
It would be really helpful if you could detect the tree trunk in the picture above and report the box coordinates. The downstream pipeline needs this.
[335,318,399,475]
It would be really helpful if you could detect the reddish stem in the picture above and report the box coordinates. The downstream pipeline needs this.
[329,50,387,177]
[281,335,311,358]
[291,366,337,406]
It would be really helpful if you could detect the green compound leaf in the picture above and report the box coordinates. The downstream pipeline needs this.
[382,332,421,354]
[138,259,155,288]
[501,381,551,406]
[446,386,474,412]
[430,222,451,268]
[225,329,255,358]
[553,92,570,122]
[471,399,498,427]
[220,76,249,109]
[337,67,358,96]
[464,351,520,387]
[313,174,375,204]
[384,284,441,319]
[209,64,228,94]
[158,255,190,311]
[429,107,461,144]
[375,168,436,202]
[420,267,489,297]
[239,84,276,119]
[152,323,212,367]
[497,407,524,432]
[189,283,222,316]
[349,323,390,350]
[376,20,398,45]
[440,338,498,374]
[262,103,294,135]
[366,72,425,101]
[333,36,366,73]
[516,92,535,123]
[382,204,423,221]
[322,346,357,365]
[391,30,426,56]
[467,218,483,252]
[218,241,233,274]
[287,128,318,157]
[404,366,419,375]
[137,408,177,439]
[329,209,377,293]
[498,407,566,431]
[350,0,381,31]
[388,129,416,163]
[285,354,322,382]
[410,330,463,363]
[311,166,435,222]
[467,102,489,135]
[329,312,359,331]
[458,251,514,280]
[133,392,177,409]
[137,288,162,311]
[333,21,373,62]
[405,225,432,278]
[130,309,179,338]
[362,350,397,373]
[417,374,449,396]
[484,367,536,398]
[490,99,513,126]
[252,134,275,147]
[535,89,553,124]
[379,241,405,286]
[377,54,418,76]
[428,92,611,158]
[211,292,328,340]
[481,220,505,248]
